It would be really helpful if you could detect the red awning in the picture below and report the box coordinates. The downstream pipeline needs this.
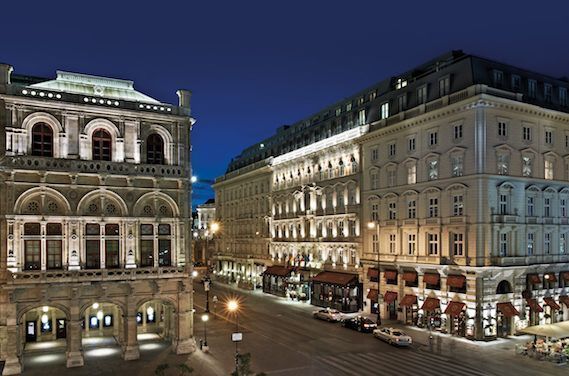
[526,298,544,312]
[402,271,417,282]
[423,273,440,285]
[421,297,440,312]
[561,272,569,282]
[544,273,557,282]
[262,265,293,277]
[399,294,417,307]
[444,301,465,316]
[312,271,358,286]
[384,291,398,304]
[446,275,466,288]
[527,274,541,284]
[497,302,519,317]
[367,289,378,301]
[384,270,397,280]
[543,297,561,310]
[367,268,379,278]
[559,296,569,308]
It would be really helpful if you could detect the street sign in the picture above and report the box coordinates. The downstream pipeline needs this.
[204,281,210,292]
[231,332,243,342]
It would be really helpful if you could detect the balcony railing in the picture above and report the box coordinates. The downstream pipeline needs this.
[8,267,188,285]
[2,156,187,178]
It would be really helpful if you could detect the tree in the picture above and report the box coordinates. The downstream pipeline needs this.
[231,353,264,376]
[155,363,193,376]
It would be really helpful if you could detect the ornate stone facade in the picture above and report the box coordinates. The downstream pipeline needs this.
[0,64,195,374]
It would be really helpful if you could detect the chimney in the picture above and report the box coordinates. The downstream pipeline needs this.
[176,89,192,111]
[0,63,13,90]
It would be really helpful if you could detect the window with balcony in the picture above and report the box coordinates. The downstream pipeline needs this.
[24,223,41,270]
[92,129,112,161]
[31,123,53,157]
[499,233,508,257]
[499,194,508,215]
[146,133,165,165]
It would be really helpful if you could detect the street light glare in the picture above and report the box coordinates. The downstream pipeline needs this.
[211,222,220,233]
[367,222,376,229]
[191,176,198,183]
[192,270,198,278]
[227,300,238,312]
[201,314,209,322]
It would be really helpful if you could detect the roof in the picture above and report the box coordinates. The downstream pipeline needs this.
[29,70,161,104]
[262,265,293,277]
[311,271,358,286]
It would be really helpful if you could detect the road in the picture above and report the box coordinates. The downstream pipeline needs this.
[194,281,567,376]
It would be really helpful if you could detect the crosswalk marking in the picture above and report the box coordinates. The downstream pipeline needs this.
[314,349,492,376]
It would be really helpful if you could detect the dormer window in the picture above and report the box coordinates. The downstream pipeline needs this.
[395,78,407,89]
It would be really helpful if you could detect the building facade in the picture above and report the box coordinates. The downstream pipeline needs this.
[193,199,217,264]
[0,65,195,374]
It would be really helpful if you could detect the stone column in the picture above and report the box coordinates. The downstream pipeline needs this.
[66,314,84,368]
[172,282,196,355]
[121,312,140,361]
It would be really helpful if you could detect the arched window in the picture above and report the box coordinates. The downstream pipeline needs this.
[496,280,513,294]
[31,123,53,157]
[146,134,164,164]
[92,129,112,161]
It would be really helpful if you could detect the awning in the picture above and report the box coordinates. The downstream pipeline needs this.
[544,273,557,282]
[367,289,378,301]
[399,294,417,307]
[384,270,397,280]
[367,268,379,279]
[421,297,440,312]
[384,291,398,304]
[527,274,541,284]
[423,273,440,285]
[521,321,569,338]
[444,301,465,316]
[497,302,519,317]
[402,271,417,282]
[544,297,561,310]
[446,275,466,288]
[560,296,569,308]
[526,298,544,312]
[312,271,358,286]
[561,272,569,282]
[262,265,293,277]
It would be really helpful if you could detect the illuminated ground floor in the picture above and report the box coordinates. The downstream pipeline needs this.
[361,262,569,340]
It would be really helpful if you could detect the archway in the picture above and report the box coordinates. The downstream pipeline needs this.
[80,301,125,360]
[136,299,176,354]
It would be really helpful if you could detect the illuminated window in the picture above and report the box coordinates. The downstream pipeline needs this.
[522,155,532,177]
[527,233,534,256]
[407,164,416,184]
[380,102,389,120]
[90,316,99,329]
[103,315,113,327]
[427,160,438,180]
[451,155,463,177]
[497,153,509,175]
[545,159,554,180]
[395,78,407,89]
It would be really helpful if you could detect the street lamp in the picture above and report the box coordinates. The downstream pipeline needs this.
[367,221,381,325]
[201,313,209,349]
[227,300,240,375]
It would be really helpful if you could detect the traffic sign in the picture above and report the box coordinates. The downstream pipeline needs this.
[231,332,242,342]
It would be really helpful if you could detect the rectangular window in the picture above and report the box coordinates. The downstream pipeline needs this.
[407,165,416,184]
[512,75,521,91]
[408,136,416,152]
[86,224,100,235]
[407,234,416,255]
[528,79,537,98]
[371,203,379,221]
[545,130,553,144]
[158,239,171,266]
[428,233,438,255]
[105,224,119,236]
[544,198,551,217]
[498,121,507,137]
[388,170,396,187]
[561,198,567,217]
[545,160,554,180]
[453,233,464,256]
[86,239,101,269]
[417,85,427,104]
[523,126,532,142]
[544,83,553,103]
[453,195,464,216]
[499,194,508,215]
[527,233,534,256]
[453,124,463,140]
[500,233,508,256]
[371,147,379,161]
[560,87,568,107]
[439,77,450,96]
[358,109,366,125]
[140,239,154,267]
[407,200,416,219]
[105,240,120,268]
[527,196,535,216]
[380,102,389,120]
[493,70,503,87]
[388,143,396,157]
[372,234,379,253]
[429,198,439,218]
[389,234,396,254]
[561,234,567,254]
[24,240,41,270]
[46,223,62,235]
[428,131,438,146]
[388,202,397,220]
[370,171,379,189]
[398,94,407,112]
[141,224,154,235]
[545,233,551,254]
[452,155,464,177]
[46,240,62,270]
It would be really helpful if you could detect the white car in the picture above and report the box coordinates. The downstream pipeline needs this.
[373,327,413,347]
[312,308,343,322]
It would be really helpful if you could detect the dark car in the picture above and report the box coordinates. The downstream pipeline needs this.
[341,316,378,332]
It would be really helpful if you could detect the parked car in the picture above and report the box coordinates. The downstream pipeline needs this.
[313,308,343,322]
[373,327,413,347]
[341,316,377,332]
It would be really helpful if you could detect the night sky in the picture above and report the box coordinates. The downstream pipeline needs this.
[2,1,569,206]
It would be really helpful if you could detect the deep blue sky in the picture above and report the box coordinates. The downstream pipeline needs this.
[2,1,569,206]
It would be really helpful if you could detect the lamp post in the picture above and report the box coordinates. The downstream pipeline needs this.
[367,221,381,325]
[227,299,240,375]
[201,313,209,350]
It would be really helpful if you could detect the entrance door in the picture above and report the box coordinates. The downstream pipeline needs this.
[56,319,66,339]
[497,313,511,337]
[388,302,397,320]
[26,321,37,342]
